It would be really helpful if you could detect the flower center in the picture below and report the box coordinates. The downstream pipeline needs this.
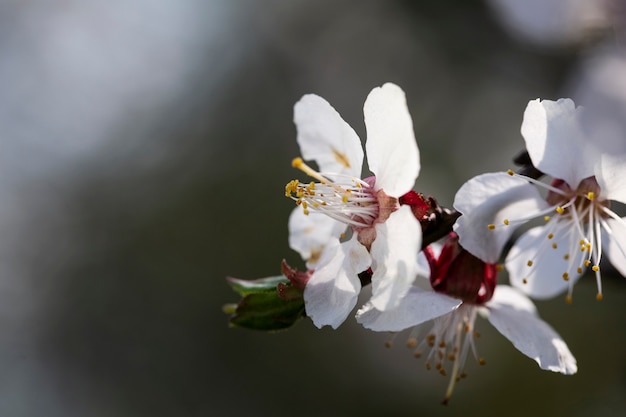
[285,157,384,228]
[493,171,620,302]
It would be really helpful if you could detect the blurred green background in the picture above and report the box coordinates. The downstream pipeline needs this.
[1,1,625,416]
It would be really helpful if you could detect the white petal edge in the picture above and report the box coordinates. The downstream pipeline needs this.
[486,285,577,374]
[369,205,422,311]
[288,207,346,268]
[506,224,583,299]
[303,235,371,329]
[595,152,626,205]
[602,217,626,278]
[356,288,461,332]
[294,94,364,177]
[521,98,594,189]
[363,83,420,197]
[453,172,548,264]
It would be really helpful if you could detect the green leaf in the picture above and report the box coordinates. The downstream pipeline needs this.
[227,291,305,331]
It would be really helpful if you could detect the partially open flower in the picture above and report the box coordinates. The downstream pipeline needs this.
[286,83,422,328]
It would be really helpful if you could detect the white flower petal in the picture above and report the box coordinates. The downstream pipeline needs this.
[363,83,420,197]
[506,225,582,299]
[595,152,626,205]
[453,172,548,263]
[294,94,363,177]
[356,288,461,332]
[486,285,577,375]
[303,235,371,329]
[521,98,594,189]
[369,205,422,311]
[602,217,626,278]
[288,208,346,268]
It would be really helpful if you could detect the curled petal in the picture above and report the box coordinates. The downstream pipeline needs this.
[303,235,371,329]
[521,98,593,189]
[486,285,577,375]
[369,206,422,311]
[294,94,363,177]
[506,225,582,299]
[364,83,420,197]
[356,288,461,332]
[453,172,548,264]
[602,217,626,278]
[288,208,346,268]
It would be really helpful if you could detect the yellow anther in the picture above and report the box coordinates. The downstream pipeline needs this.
[291,157,303,168]
[584,260,591,267]
[552,243,558,249]
[544,216,551,222]
[563,254,570,260]
[301,201,308,209]
[587,191,595,200]
[565,295,573,304]
[522,278,528,284]
[503,219,509,225]
[562,272,569,281]
[309,181,315,190]
[478,358,486,366]
[496,264,504,272]
[507,169,514,176]
[547,233,554,239]
[487,224,495,230]
[385,340,393,348]
[303,209,309,215]
[341,195,349,203]
[579,239,585,245]
[596,293,603,301]
[527,260,533,267]
[406,338,417,348]
[577,267,583,274]
[592,265,600,272]
[556,206,565,214]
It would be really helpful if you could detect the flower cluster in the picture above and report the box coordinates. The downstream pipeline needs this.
[226,83,626,403]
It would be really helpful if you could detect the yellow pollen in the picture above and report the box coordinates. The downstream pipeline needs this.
[544,216,551,222]
[556,206,565,214]
[303,208,309,215]
[584,260,591,267]
[503,219,509,225]
[547,233,554,239]
[487,224,495,230]
[587,191,595,200]
[562,272,569,281]
[291,157,303,168]
[577,267,583,274]
[565,295,573,304]
[507,169,514,176]
[302,201,308,209]
[341,195,349,203]
[592,265,600,272]
[564,254,570,260]
[579,239,585,245]
[552,243,558,249]
[527,260,533,267]
[596,293,603,301]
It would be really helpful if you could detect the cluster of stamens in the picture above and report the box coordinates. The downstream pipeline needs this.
[387,305,484,405]
[488,170,619,302]
[285,158,378,228]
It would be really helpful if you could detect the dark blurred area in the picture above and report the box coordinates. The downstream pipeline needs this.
[1,1,625,416]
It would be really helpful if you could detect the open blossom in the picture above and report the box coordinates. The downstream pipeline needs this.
[356,233,577,404]
[285,83,422,328]
[454,98,626,302]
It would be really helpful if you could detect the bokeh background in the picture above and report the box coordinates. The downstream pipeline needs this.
[1,1,625,416]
